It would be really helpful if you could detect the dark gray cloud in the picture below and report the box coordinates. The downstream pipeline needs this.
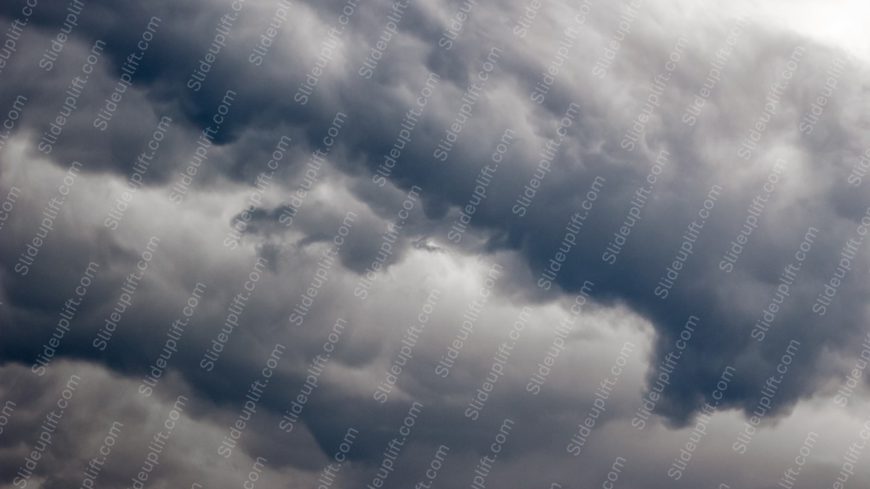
[2,0,870,487]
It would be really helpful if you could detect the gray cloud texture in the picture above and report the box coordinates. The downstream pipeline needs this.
[2,0,870,487]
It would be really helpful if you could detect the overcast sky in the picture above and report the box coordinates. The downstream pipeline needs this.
[1,0,870,488]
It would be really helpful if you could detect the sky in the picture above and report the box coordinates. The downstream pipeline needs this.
[1,0,870,488]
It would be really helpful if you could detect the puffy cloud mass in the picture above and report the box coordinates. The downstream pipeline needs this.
[2,0,870,488]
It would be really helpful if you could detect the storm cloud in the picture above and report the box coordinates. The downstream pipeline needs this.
[2,0,870,488]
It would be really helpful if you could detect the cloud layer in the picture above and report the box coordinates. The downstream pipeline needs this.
[2,0,870,488]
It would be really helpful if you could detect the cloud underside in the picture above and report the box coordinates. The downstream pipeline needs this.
[1,0,870,487]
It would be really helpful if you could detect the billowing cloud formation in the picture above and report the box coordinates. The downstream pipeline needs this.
[2,0,870,487]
